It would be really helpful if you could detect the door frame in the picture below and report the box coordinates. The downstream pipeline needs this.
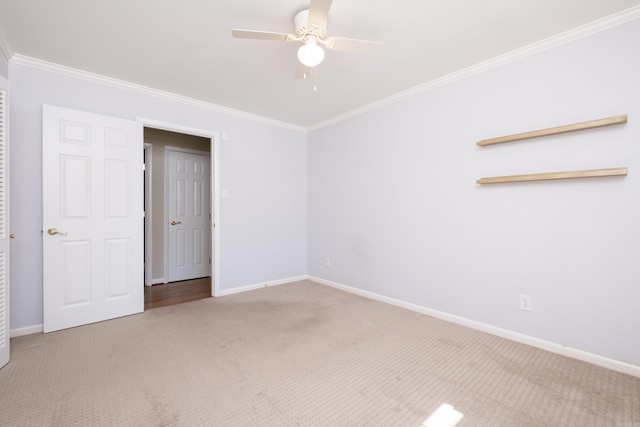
[143,143,153,286]
[0,75,10,368]
[137,117,221,297]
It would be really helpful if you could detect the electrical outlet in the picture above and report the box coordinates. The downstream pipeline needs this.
[324,257,331,268]
[519,294,532,311]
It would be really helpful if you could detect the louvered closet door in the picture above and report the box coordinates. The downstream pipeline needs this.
[42,105,143,333]
[0,77,10,369]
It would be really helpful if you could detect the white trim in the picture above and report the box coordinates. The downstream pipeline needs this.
[308,5,640,131]
[0,75,9,369]
[143,143,153,286]
[137,117,221,297]
[218,275,308,297]
[13,273,640,377]
[212,132,221,297]
[9,6,640,133]
[10,54,306,133]
[151,278,165,285]
[138,118,219,140]
[308,276,640,378]
[162,147,168,286]
[10,324,43,338]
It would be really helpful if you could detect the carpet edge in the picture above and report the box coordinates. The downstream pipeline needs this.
[309,275,640,378]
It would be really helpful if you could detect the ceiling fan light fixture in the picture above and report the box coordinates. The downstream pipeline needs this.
[297,36,325,67]
[232,3,382,79]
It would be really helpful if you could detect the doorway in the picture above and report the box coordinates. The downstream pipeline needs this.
[144,277,211,310]
[142,125,218,308]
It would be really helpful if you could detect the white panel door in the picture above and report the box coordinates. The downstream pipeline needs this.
[43,105,143,333]
[167,149,210,282]
[0,77,9,368]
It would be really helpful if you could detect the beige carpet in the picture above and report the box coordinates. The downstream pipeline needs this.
[1,280,638,426]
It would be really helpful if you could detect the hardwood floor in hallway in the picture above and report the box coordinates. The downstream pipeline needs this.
[144,277,212,310]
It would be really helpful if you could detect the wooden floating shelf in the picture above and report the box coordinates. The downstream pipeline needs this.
[477,167,628,185]
[477,115,627,147]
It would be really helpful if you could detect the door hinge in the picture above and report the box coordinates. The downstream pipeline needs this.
[142,163,146,171]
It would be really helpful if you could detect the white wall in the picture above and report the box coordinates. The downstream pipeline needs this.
[7,14,639,370]
[308,19,640,366]
[9,63,307,329]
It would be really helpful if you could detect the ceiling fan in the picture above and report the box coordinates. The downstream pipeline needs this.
[231,0,382,79]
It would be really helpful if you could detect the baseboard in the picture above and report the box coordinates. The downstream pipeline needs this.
[308,276,640,378]
[14,276,637,377]
[218,275,309,297]
[9,276,307,337]
[10,324,44,338]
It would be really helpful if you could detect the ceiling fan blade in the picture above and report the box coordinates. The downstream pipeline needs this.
[325,36,383,54]
[231,29,293,41]
[307,0,333,30]
[295,62,311,80]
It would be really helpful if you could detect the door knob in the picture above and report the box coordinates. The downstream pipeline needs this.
[47,228,68,236]
[170,220,182,226]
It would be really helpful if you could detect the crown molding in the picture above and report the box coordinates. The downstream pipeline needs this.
[308,5,640,131]
[10,54,306,133]
[6,4,640,133]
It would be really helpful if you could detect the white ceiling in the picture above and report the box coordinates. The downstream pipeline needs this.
[1,0,639,129]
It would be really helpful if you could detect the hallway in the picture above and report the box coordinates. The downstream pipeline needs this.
[144,277,211,310]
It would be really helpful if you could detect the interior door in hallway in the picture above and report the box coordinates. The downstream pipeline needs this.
[43,105,143,333]
[167,149,211,282]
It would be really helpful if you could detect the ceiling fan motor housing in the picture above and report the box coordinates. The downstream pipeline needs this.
[294,9,326,39]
